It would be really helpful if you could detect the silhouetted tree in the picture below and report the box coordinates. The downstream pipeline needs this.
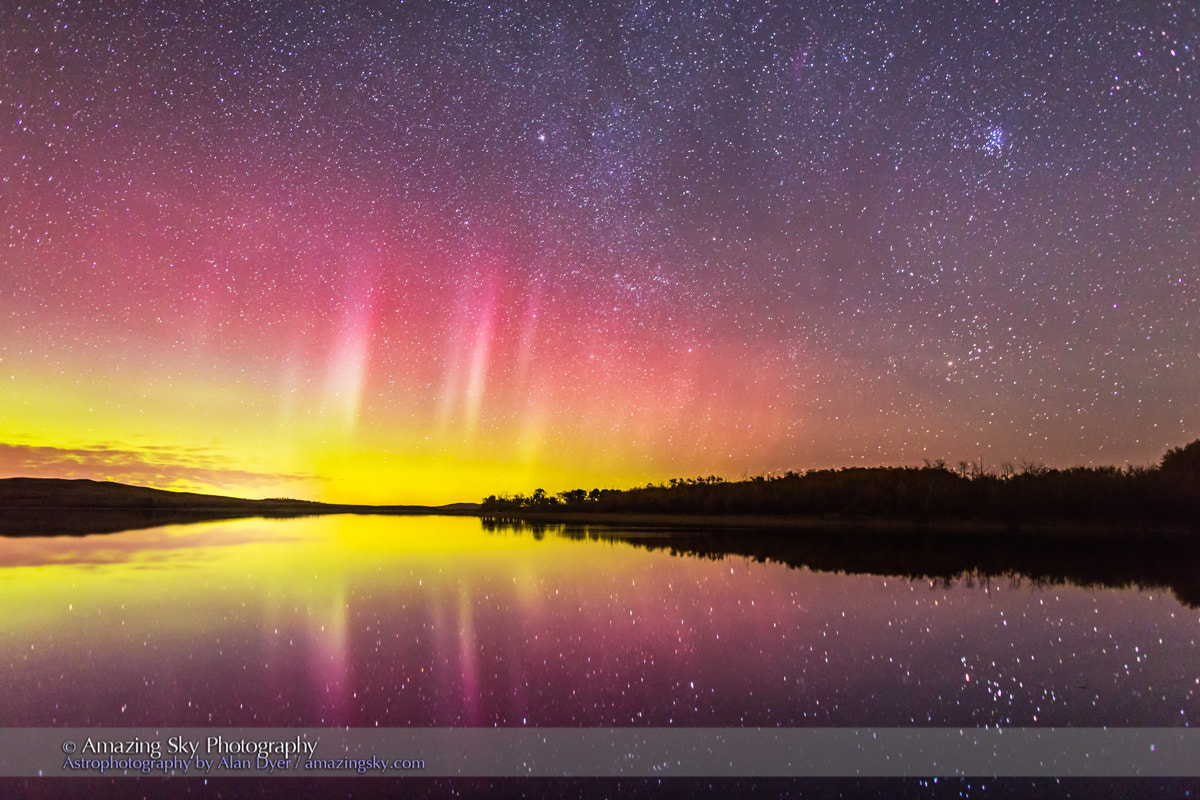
[1162,439,1200,474]
[480,440,1199,526]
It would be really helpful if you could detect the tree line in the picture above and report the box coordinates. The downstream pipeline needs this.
[481,439,1200,525]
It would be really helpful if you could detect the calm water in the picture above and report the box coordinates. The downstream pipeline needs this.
[1,514,1197,731]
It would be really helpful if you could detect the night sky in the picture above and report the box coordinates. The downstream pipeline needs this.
[2,0,1197,504]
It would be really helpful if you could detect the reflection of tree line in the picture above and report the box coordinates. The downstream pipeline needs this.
[482,440,1200,526]
[480,517,1200,609]
[0,507,331,537]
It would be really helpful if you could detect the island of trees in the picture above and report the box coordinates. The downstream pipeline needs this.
[481,439,1200,529]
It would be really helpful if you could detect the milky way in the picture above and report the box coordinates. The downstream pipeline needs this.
[2,1,1197,503]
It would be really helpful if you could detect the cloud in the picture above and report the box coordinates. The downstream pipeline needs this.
[0,442,320,495]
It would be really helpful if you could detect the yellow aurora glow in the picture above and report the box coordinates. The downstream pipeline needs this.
[1,342,729,504]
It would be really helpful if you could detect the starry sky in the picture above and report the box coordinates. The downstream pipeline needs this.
[2,0,1197,504]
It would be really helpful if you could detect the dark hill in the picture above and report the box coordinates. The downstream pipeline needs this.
[0,477,275,510]
[0,478,475,536]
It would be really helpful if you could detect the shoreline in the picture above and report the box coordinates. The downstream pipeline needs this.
[478,510,1199,538]
[0,502,477,539]
[3,484,1197,606]
[1,505,1196,539]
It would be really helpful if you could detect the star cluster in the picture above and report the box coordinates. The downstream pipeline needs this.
[2,0,1197,502]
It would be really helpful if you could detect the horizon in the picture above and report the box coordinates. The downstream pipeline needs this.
[3,1,1197,506]
[3,434,1193,509]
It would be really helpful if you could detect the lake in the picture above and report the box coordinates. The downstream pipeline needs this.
[1,514,1198,796]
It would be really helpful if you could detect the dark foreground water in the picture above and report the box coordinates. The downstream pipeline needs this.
[1,515,1197,798]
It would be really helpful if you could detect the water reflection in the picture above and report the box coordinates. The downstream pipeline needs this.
[483,518,1200,608]
[1,515,1197,730]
